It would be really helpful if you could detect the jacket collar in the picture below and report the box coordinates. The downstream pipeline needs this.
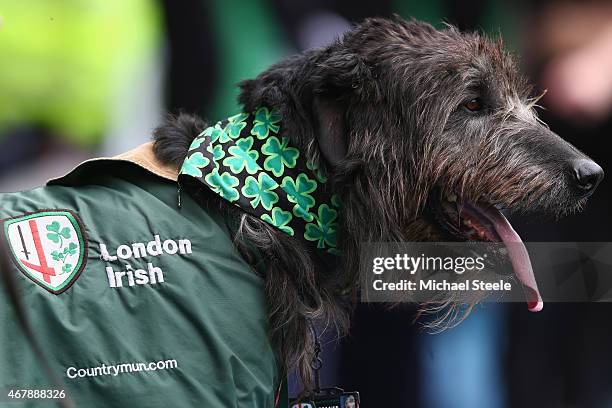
[47,142,178,186]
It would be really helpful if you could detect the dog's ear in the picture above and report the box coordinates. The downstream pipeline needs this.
[311,51,376,166]
[313,96,347,166]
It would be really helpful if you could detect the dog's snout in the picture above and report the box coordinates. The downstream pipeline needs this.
[572,159,604,196]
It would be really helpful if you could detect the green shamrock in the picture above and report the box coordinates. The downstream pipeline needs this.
[205,170,240,202]
[51,250,64,262]
[262,136,299,177]
[281,173,317,221]
[225,113,249,139]
[202,123,230,143]
[189,136,206,151]
[180,152,210,178]
[304,204,338,249]
[62,264,72,274]
[223,137,261,174]
[51,242,77,268]
[63,242,78,256]
[261,208,294,236]
[206,143,225,161]
[46,221,71,246]
[251,107,281,139]
[242,173,279,210]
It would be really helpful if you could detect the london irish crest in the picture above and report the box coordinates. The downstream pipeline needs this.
[3,210,87,294]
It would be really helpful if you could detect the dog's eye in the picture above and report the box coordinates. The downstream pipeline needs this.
[464,98,483,112]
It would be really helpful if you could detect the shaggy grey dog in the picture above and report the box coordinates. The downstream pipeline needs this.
[153,16,603,389]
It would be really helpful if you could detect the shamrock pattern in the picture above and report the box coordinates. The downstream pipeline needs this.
[205,170,240,202]
[261,208,294,236]
[189,136,206,151]
[201,123,230,143]
[262,136,299,177]
[207,144,225,161]
[251,107,281,139]
[242,173,279,211]
[178,106,340,253]
[226,113,249,139]
[181,152,209,178]
[304,204,338,249]
[281,174,317,222]
[223,137,260,174]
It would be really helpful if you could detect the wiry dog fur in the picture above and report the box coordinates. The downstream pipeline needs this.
[153,16,601,390]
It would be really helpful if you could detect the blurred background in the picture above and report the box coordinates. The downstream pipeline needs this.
[1,0,612,407]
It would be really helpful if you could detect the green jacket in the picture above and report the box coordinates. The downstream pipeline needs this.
[0,143,286,407]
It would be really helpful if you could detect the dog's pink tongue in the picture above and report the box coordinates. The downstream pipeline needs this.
[468,204,543,312]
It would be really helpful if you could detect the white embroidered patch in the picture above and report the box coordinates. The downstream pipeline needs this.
[4,210,87,294]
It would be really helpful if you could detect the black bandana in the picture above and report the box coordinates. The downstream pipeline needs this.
[178,107,340,254]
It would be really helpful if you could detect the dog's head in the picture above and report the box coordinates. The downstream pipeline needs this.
[239,16,603,311]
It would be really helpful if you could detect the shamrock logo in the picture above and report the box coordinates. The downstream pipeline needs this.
[223,136,261,174]
[262,136,299,177]
[46,221,71,246]
[205,169,240,202]
[50,250,63,262]
[281,173,317,221]
[180,152,210,178]
[65,242,78,256]
[202,123,231,143]
[225,113,249,139]
[51,242,78,274]
[261,208,294,236]
[50,243,77,261]
[242,173,279,210]
[304,204,338,249]
[251,107,281,139]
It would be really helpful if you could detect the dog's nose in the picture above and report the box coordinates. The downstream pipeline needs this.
[572,159,604,196]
